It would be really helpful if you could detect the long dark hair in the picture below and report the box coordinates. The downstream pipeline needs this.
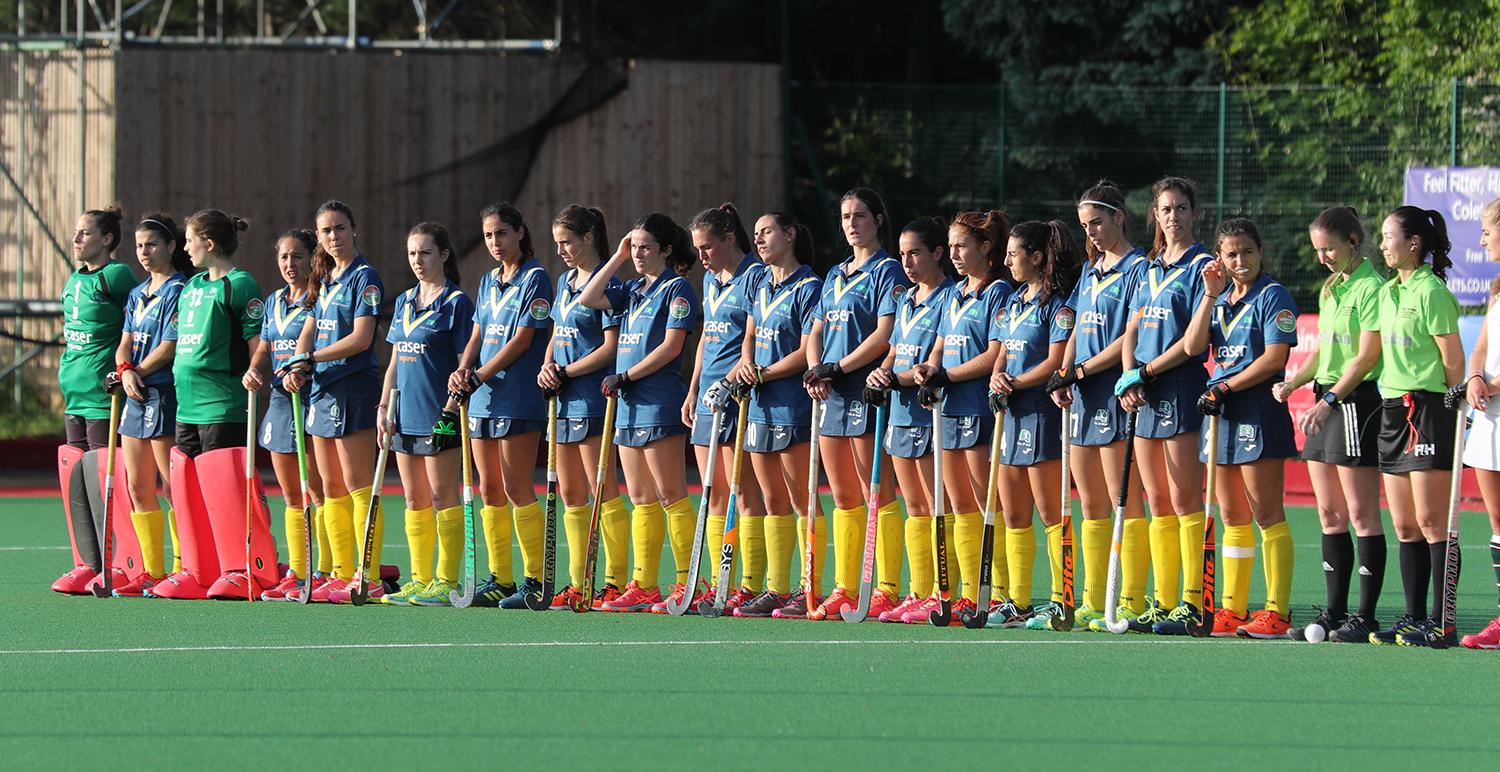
[1010,220,1082,303]
[310,199,357,295]
[690,202,752,254]
[553,204,609,263]
[900,216,952,279]
[764,211,815,265]
[85,204,124,253]
[480,201,534,263]
[136,212,194,275]
[185,208,249,257]
[1076,179,1128,266]
[409,222,461,285]
[633,213,695,276]
[1387,205,1453,280]
[1148,176,1199,261]
[950,209,1012,286]
[839,187,894,252]
[277,228,318,305]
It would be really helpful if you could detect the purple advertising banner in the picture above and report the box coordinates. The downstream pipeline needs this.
[1404,166,1498,305]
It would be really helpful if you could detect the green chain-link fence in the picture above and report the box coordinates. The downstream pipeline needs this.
[789,80,1500,308]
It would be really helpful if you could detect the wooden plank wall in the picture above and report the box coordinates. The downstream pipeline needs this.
[0,50,782,405]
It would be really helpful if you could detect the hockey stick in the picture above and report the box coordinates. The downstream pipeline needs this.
[669,401,726,616]
[802,400,823,609]
[1436,396,1468,648]
[525,397,562,610]
[573,394,619,612]
[450,399,478,608]
[351,387,396,606]
[701,390,754,617]
[1051,403,1076,631]
[1102,411,1139,634]
[841,391,890,623]
[962,398,1005,628]
[928,391,951,627]
[90,391,123,598]
[244,389,259,602]
[1187,415,1220,637]
[290,389,315,605]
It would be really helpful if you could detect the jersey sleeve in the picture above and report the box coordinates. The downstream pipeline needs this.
[1355,283,1381,332]
[451,292,476,352]
[516,269,555,330]
[1050,296,1077,344]
[602,278,626,328]
[875,261,906,317]
[259,291,276,341]
[663,277,700,331]
[1423,284,1461,337]
[232,273,266,342]
[796,278,822,335]
[384,292,406,345]
[1185,254,1209,300]
[348,267,384,320]
[1261,285,1299,346]
[161,283,184,342]
[103,263,136,308]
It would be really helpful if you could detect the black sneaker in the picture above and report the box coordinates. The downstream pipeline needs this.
[1396,618,1458,649]
[1296,607,1347,642]
[1329,613,1378,643]
[498,576,543,609]
[473,574,518,608]
[733,590,788,618]
[1369,613,1420,645]
[1126,599,1170,634]
[772,590,810,619]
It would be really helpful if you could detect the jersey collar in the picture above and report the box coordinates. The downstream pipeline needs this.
[495,258,542,288]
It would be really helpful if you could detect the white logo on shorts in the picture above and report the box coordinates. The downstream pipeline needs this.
[1018,428,1033,453]
[1093,409,1109,428]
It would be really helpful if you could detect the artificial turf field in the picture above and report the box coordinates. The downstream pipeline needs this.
[3,494,1498,770]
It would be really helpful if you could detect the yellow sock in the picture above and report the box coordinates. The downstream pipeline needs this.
[348,486,385,574]
[435,505,465,583]
[665,497,697,585]
[165,507,183,574]
[1121,517,1149,614]
[1006,525,1036,608]
[1149,514,1180,607]
[954,511,982,602]
[563,504,590,588]
[481,504,513,581]
[404,507,436,585]
[1178,511,1206,608]
[1223,523,1257,617]
[313,504,331,574]
[740,514,766,592]
[1261,520,1294,615]
[1046,522,1065,604]
[794,513,824,597]
[831,506,863,591]
[601,497,630,588]
[764,515,796,595]
[631,501,667,590]
[322,494,355,580]
[1081,518,1110,610]
[512,500,544,579]
[280,506,307,579]
[905,516,933,598]
[706,514,727,585]
[875,500,902,597]
[130,509,166,578]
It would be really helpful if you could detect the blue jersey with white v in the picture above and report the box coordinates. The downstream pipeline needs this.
[1128,243,1213,367]
[551,267,625,420]
[990,288,1075,403]
[940,279,1012,417]
[123,272,186,388]
[471,258,553,420]
[888,279,953,427]
[747,265,821,426]
[386,282,474,432]
[697,253,766,416]
[1068,248,1145,363]
[610,273,700,429]
[311,256,383,386]
[1208,272,1298,387]
[815,250,907,388]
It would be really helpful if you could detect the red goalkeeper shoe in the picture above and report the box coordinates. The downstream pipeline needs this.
[51,565,97,595]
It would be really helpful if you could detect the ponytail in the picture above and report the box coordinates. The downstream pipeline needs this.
[1148,176,1199,261]
[1076,179,1128,266]
[136,212,193,276]
[1388,205,1452,280]
[1310,206,1364,300]
[553,204,609,263]
[766,211,815,265]
[690,202,752,254]
[634,213,695,276]
[950,209,1012,285]
[85,204,124,253]
[1011,220,1082,303]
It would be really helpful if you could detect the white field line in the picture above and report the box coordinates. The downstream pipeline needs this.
[0,638,1197,657]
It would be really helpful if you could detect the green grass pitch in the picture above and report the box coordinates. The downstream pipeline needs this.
[2,494,1496,769]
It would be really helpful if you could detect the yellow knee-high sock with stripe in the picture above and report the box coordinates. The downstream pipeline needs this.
[904,516,933,598]
[322,494,355,580]
[166,507,183,574]
[435,505,464,584]
[1006,525,1037,608]
[481,504,513,581]
[1178,511,1206,608]
[1121,517,1149,614]
[348,486,384,575]
[1081,518,1110,610]
[563,504,590,588]
[512,499,544,579]
[832,506,863,591]
[404,507,436,585]
[1222,523,1256,617]
[954,511,983,602]
[280,506,306,579]
[706,514,726,586]
[794,513,825,597]
[1045,521,1065,603]
[764,515,795,595]
[665,497,697,585]
[631,501,667,589]
[1260,520,1294,616]
[130,509,166,578]
[740,515,766,592]
[875,500,903,597]
[601,497,630,588]
[1148,514,1180,607]
[313,504,331,574]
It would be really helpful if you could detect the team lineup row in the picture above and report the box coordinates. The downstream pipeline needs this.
[46,178,1500,649]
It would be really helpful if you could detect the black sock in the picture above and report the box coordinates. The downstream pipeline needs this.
[1399,540,1430,620]
[1490,536,1500,609]
[1322,531,1353,616]
[1430,540,1459,621]
[1356,534,1387,619]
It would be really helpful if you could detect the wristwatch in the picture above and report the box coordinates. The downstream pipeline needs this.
[1321,390,1339,406]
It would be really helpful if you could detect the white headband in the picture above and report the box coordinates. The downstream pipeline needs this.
[1079,199,1120,212]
